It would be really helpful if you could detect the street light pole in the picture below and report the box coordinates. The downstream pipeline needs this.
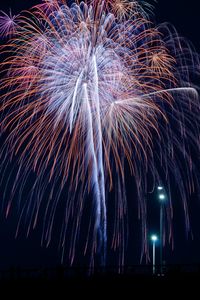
[151,235,158,275]
[153,240,156,275]
[160,201,163,275]
[158,186,166,275]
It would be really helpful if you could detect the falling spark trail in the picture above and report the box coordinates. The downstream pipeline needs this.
[69,71,83,134]
[92,54,107,265]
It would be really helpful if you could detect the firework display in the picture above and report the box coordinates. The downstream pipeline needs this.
[0,0,199,267]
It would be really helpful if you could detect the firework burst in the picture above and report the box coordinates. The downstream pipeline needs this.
[0,0,199,268]
[0,10,19,38]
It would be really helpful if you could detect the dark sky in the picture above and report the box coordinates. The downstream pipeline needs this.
[0,0,200,270]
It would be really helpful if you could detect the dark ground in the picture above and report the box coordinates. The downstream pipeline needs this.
[0,265,200,296]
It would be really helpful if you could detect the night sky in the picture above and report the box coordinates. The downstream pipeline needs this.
[0,0,200,270]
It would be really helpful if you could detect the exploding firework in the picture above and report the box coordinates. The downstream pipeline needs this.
[0,0,199,268]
